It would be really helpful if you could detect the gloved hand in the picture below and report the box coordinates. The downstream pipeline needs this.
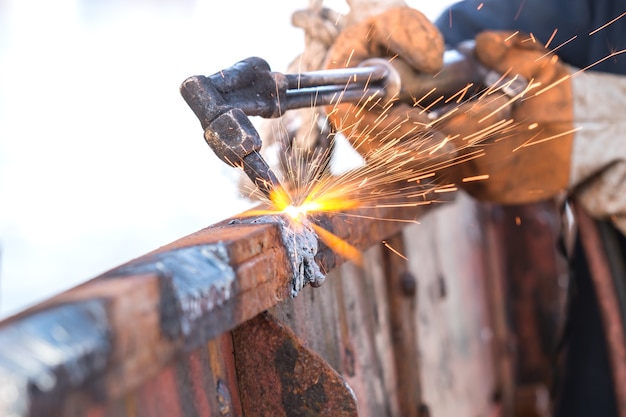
[324,6,446,157]
[435,31,575,204]
[326,12,626,234]
[442,31,626,234]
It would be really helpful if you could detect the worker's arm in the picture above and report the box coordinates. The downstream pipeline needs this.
[434,0,626,73]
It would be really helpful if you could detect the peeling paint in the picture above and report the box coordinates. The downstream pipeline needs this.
[111,244,235,340]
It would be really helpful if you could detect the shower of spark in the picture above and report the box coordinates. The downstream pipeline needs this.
[237,27,625,266]
[237,64,518,263]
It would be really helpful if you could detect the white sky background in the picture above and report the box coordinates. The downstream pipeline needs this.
[0,0,455,317]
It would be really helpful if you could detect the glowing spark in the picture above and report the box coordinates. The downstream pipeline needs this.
[513,127,583,151]
[514,0,525,20]
[544,29,558,49]
[419,95,445,114]
[446,83,473,104]
[429,135,452,155]
[515,216,521,226]
[346,48,355,67]
[535,35,577,62]
[339,212,421,223]
[283,204,307,220]
[462,174,490,183]
[408,172,436,182]
[415,87,437,106]
[375,202,430,208]
[434,185,458,193]
[478,81,530,123]
[466,119,514,143]
[382,240,408,260]
[427,108,459,127]
[505,31,520,42]
[571,49,626,74]
[477,3,484,10]
[589,11,626,35]
[309,222,363,266]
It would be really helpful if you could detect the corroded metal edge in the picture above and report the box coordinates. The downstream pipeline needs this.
[232,312,358,416]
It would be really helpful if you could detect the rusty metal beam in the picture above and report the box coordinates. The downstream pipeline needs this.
[0,202,430,417]
[233,312,358,416]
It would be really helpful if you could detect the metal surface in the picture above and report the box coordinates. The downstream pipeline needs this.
[383,233,423,417]
[574,202,626,417]
[0,301,111,417]
[236,214,325,297]
[232,312,358,417]
[180,72,283,200]
[0,202,429,416]
[108,243,236,342]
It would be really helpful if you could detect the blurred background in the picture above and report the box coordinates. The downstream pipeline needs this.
[0,0,454,317]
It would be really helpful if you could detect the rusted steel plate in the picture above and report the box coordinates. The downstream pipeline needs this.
[0,203,427,416]
[271,195,510,417]
[493,202,568,417]
[232,312,358,417]
[403,192,500,417]
[272,237,416,416]
[79,333,242,417]
[383,233,423,417]
[574,202,626,417]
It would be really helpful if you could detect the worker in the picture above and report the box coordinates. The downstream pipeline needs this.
[325,1,626,416]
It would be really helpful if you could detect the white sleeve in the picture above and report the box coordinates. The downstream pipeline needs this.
[569,66,626,235]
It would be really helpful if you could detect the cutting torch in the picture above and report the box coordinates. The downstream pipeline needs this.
[180,41,525,200]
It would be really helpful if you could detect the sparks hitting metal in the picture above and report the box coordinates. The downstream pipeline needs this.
[179,47,529,292]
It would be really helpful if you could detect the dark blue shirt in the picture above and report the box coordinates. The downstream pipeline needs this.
[435,0,626,74]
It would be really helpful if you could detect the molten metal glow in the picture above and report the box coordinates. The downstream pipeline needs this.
[282,204,307,220]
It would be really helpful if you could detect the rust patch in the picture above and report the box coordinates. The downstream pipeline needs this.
[232,312,357,417]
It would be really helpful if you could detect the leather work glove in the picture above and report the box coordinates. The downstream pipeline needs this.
[327,12,626,234]
[459,32,626,236]
[324,7,447,158]
[434,31,575,204]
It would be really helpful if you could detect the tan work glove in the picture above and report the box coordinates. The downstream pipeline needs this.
[434,31,575,204]
[432,31,626,234]
[324,7,446,157]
